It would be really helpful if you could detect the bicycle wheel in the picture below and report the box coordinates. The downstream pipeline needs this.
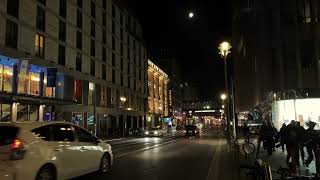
[243,142,256,155]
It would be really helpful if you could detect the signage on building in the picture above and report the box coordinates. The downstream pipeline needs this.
[47,68,57,87]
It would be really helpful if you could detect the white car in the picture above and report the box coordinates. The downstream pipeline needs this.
[144,127,164,137]
[0,121,113,180]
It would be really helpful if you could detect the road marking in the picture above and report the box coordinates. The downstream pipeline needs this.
[115,139,177,158]
[206,138,223,180]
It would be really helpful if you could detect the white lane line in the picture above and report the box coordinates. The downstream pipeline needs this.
[116,139,177,158]
[206,138,223,180]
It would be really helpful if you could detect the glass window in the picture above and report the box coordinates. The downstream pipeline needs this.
[112,20,115,34]
[76,52,82,71]
[102,29,106,44]
[91,21,95,37]
[72,113,83,127]
[91,39,95,57]
[0,126,18,146]
[103,12,106,27]
[103,0,106,10]
[32,125,51,141]
[76,31,82,50]
[112,53,115,66]
[91,1,95,19]
[77,0,82,8]
[74,79,82,103]
[37,0,46,5]
[35,33,45,58]
[112,69,115,83]
[112,5,115,18]
[102,46,106,62]
[59,20,66,41]
[77,10,82,28]
[58,44,65,65]
[5,20,18,49]
[102,64,106,80]
[59,0,66,18]
[112,37,115,50]
[90,59,95,76]
[74,126,95,142]
[51,124,75,141]
[88,82,95,105]
[36,6,46,31]
[7,0,19,18]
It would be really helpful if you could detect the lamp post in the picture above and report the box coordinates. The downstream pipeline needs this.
[218,41,233,146]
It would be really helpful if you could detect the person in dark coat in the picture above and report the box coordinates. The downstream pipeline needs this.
[296,121,305,165]
[305,121,318,167]
[264,121,277,155]
[284,120,300,176]
[276,123,287,152]
[243,122,251,141]
[256,121,267,157]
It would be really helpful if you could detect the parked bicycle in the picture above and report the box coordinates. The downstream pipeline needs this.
[243,133,256,156]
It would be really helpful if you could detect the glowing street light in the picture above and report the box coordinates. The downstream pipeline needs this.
[220,94,227,101]
[188,12,194,18]
[120,96,127,102]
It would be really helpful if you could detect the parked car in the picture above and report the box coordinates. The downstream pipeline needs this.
[144,127,164,137]
[185,125,200,138]
[0,121,113,180]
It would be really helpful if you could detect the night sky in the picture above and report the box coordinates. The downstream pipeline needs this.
[128,0,232,100]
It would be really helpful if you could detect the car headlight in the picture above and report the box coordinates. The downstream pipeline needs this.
[154,131,158,135]
[145,131,149,135]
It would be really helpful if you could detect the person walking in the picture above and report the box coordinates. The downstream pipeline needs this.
[284,120,300,176]
[264,121,277,155]
[296,121,305,165]
[305,121,318,167]
[256,121,267,157]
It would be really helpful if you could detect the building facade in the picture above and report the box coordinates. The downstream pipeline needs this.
[147,60,169,128]
[233,0,320,113]
[157,57,183,124]
[0,0,148,136]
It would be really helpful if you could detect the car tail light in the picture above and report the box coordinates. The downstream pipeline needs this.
[10,138,26,160]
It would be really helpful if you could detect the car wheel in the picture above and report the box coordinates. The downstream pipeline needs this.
[36,165,56,180]
[100,153,111,173]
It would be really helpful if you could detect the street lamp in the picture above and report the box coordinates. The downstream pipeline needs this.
[218,41,234,147]
[188,12,194,18]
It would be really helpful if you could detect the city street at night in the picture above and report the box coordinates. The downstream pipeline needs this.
[75,128,237,180]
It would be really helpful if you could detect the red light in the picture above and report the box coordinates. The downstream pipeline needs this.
[11,139,23,149]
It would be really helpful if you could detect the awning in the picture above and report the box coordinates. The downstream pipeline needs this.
[0,92,78,105]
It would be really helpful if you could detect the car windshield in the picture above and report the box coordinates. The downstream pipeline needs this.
[185,125,196,130]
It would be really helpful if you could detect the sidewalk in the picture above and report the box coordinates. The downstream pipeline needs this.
[239,138,317,178]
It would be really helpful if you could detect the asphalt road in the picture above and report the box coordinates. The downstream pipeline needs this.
[75,128,237,180]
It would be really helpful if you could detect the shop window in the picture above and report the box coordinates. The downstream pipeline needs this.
[88,82,95,105]
[87,113,95,133]
[5,20,18,49]
[72,113,84,127]
[0,65,14,92]
[73,80,82,103]
[35,33,45,58]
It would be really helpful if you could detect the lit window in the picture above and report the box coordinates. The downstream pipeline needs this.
[35,33,45,58]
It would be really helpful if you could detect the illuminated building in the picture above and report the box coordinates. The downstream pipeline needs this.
[147,60,169,127]
[0,0,148,135]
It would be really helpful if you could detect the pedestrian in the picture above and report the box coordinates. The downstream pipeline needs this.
[296,121,305,165]
[256,121,267,158]
[243,122,251,141]
[304,121,318,167]
[264,121,277,155]
[276,123,287,152]
[284,120,300,176]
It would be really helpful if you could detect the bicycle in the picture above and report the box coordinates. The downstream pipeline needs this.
[243,133,256,156]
